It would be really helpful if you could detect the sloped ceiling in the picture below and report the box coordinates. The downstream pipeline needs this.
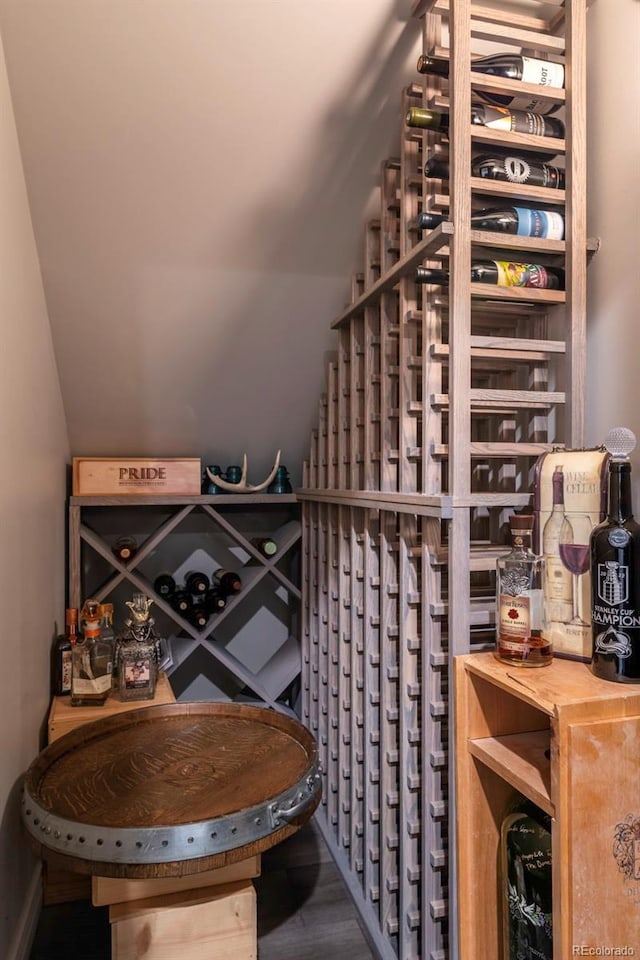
[0,0,421,484]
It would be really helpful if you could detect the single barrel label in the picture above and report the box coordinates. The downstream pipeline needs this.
[499,593,531,637]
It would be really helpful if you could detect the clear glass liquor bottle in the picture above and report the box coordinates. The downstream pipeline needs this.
[71,607,114,706]
[496,514,551,666]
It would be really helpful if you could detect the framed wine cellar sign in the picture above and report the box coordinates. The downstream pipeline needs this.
[533,449,609,661]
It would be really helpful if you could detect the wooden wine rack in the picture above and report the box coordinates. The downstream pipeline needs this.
[298,2,593,959]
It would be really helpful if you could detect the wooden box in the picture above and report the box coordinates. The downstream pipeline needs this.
[48,671,176,743]
[109,880,257,960]
[72,457,201,496]
[92,856,261,906]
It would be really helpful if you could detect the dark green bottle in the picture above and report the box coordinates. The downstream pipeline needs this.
[500,797,552,960]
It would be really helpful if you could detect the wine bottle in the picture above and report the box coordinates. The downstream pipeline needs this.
[542,466,574,625]
[500,796,553,959]
[252,537,278,558]
[153,573,177,598]
[415,260,564,290]
[113,536,138,562]
[418,206,564,240]
[406,103,564,139]
[213,569,242,595]
[495,514,551,666]
[170,590,193,615]
[424,154,565,190]
[590,428,640,683]
[204,587,227,615]
[187,604,209,630]
[416,53,564,114]
[52,608,78,696]
[185,571,209,595]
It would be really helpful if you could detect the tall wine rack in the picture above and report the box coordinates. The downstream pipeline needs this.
[298,1,592,959]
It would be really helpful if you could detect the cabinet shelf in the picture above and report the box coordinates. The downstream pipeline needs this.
[467,728,552,814]
[69,494,301,711]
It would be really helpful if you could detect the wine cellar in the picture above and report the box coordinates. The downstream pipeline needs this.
[298,0,592,958]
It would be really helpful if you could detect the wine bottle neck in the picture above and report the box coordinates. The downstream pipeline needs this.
[608,461,634,521]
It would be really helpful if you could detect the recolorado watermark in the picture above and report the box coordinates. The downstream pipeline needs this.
[573,948,635,956]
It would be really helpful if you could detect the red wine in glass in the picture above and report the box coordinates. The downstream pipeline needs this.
[559,513,593,625]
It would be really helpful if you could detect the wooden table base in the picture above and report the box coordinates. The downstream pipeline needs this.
[109,880,256,960]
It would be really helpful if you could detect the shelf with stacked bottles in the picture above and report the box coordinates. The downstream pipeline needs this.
[298,2,592,960]
[68,494,301,711]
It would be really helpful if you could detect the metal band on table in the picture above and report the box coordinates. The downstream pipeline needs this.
[22,762,321,866]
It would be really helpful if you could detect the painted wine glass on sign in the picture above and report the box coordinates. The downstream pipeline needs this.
[558,513,593,625]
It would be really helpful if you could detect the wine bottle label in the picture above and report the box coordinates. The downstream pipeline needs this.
[514,208,564,240]
[499,593,531,637]
[493,261,552,289]
[123,657,152,689]
[520,57,564,90]
[480,106,550,137]
[61,651,73,692]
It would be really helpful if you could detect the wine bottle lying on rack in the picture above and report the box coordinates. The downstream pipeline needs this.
[153,573,177,598]
[185,571,209,595]
[424,154,565,190]
[418,207,564,240]
[406,103,565,140]
[416,53,564,114]
[213,569,242,595]
[204,587,227,615]
[170,590,193,615]
[415,260,565,290]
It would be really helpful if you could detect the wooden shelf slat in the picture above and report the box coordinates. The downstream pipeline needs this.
[468,730,553,815]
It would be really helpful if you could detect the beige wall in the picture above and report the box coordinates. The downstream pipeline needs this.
[585,0,640,485]
[0,31,69,960]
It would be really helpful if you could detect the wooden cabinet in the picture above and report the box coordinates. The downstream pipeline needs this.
[455,653,640,958]
[299,1,593,958]
[69,494,301,710]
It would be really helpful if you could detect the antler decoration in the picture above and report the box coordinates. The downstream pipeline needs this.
[207,450,281,493]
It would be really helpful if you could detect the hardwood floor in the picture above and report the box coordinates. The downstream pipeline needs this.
[28,819,377,960]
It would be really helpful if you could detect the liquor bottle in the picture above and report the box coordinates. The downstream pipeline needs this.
[98,603,116,655]
[500,796,553,960]
[252,537,278,558]
[424,154,565,190]
[416,53,564,114]
[418,207,564,240]
[495,514,551,666]
[406,103,565,140]
[185,571,209,595]
[590,427,640,683]
[204,587,227,615]
[170,589,193,615]
[117,593,158,701]
[71,603,114,706]
[52,608,78,696]
[542,466,574,624]
[415,260,564,290]
[112,536,138,562]
[153,573,176,598]
[213,569,242,595]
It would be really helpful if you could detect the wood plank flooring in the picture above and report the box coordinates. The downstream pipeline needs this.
[28,819,377,960]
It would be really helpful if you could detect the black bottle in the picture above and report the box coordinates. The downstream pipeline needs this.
[415,260,564,290]
[424,154,565,190]
[416,53,564,114]
[187,604,208,630]
[213,569,242,595]
[170,590,193,615]
[153,573,177,598]
[204,587,227,615]
[406,103,564,140]
[52,608,78,696]
[185,571,209,595]
[590,428,640,683]
[418,207,564,240]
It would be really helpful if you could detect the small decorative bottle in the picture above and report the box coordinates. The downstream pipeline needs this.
[203,464,224,494]
[117,593,159,701]
[71,600,114,706]
[496,514,551,666]
[267,465,293,494]
[52,608,78,696]
[500,796,553,960]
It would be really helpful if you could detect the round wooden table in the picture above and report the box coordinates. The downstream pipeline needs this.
[22,702,321,959]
